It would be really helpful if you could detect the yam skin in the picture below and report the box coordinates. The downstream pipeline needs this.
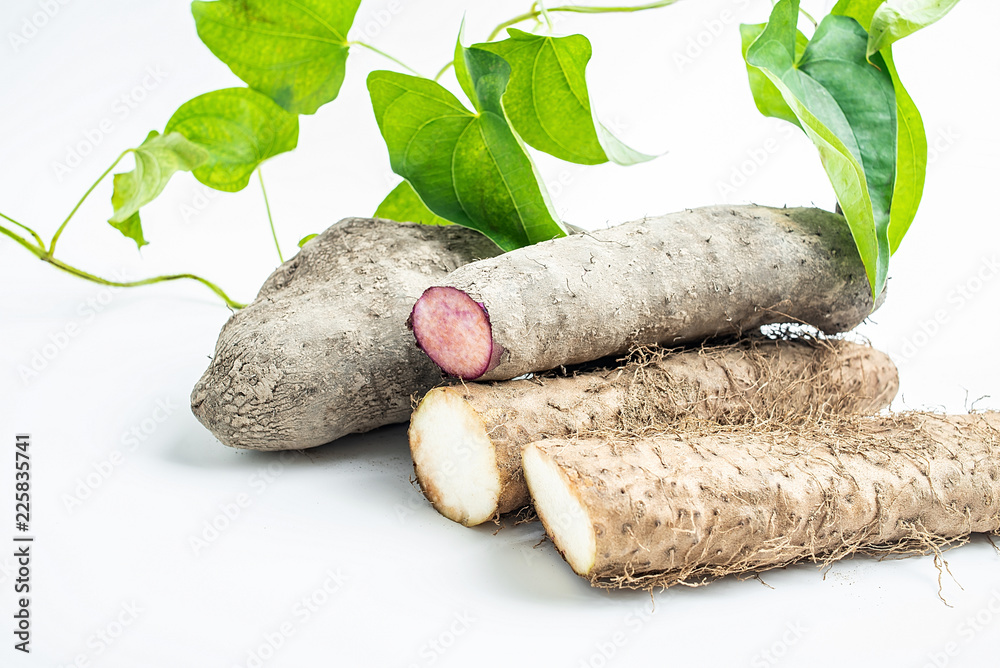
[190,218,499,450]
[410,205,883,381]
[409,338,899,526]
[522,413,1000,590]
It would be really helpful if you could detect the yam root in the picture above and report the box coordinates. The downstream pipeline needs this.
[409,205,882,381]
[190,218,499,450]
[409,338,899,526]
[522,412,1000,590]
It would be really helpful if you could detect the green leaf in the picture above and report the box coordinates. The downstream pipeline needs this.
[868,0,961,57]
[375,181,452,226]
[191,0,361,115]
[108,131,209,248]
[453,19,479,111]
[454,26,510,117]
[109,212,147,249]
[297,233,318,247]
[830,0,883,30]
[474,29,652,166]
[164,88,299,193]
[881,50,925,254]
[739,23,808,128]
[367,68,566,252]
[745,0,897,299]
[832,0,928,254]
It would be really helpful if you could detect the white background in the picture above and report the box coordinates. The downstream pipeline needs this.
[2,0,999,666]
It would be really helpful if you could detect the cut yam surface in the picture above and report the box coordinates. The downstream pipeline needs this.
[410,287,501,380]
[408,387,500,526]
[522,443,596,575]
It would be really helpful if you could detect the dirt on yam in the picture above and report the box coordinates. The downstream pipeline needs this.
[191,218,499,450]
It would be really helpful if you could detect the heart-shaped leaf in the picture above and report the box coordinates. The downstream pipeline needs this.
[868,0,961,57]
[165,88,299,193]
[474,29,652,166]
[367,64,566,251]
[108,131,209,248]
[191,0,361,115]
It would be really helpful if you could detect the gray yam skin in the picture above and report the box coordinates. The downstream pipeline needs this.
[190,218,499,450]
[434,206,881,381]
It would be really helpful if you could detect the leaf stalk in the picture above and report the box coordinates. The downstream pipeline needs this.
[486,0,682,41]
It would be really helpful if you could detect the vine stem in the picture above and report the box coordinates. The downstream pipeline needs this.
[4,0,685,313]
[433,61,454,82]
[258,168,283,263]
[486,0,682,41]
[0,222,46,258]
[348,40,422,76]
[432,1,683,75]
[39,255,246,309]
[1,213,246,309]
[48,148,131,256]
[798,6,818,28]
[0,211,45,249]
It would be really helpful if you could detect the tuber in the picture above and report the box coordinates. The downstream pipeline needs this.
[410,205,883,381]
[409,338,898,526]
[522,412,1000,589]
[191,218,498,450]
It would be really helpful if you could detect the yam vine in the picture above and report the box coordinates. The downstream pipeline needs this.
[0,0,963,304]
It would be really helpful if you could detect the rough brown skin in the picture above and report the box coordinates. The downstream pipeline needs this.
[411,205,883,380]
[522,412,1000,590]
[190,218,499,450]
[410,338,899,525]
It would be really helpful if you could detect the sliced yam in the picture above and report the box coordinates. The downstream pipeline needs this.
[408,338,899,526]
[523,412,1000,589]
